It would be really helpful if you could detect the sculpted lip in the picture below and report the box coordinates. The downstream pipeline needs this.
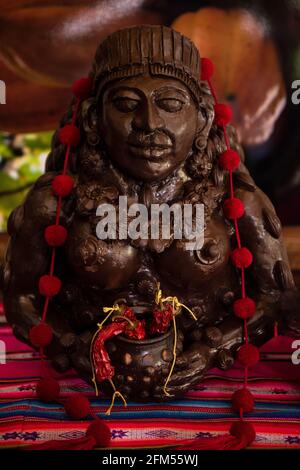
[129,141,172,149]
[128,142,173,160]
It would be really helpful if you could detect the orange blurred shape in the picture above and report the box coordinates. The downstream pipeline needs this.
[172,7,286,146]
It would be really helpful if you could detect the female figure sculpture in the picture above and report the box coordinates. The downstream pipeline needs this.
[3,25,297,401]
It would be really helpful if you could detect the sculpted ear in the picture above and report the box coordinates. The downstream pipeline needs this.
[191,104,214,155]
[81,97,102,146]
[197,105,214,142]
[81,98,98,134]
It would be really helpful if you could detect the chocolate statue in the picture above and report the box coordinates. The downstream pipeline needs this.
[3,25,298,401]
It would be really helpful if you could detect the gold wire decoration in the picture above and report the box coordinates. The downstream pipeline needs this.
[105,379,128,416]
[155,283,197,321]
[155,283,198,396]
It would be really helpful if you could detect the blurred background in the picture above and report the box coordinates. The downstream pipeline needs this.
[1,0,300,283]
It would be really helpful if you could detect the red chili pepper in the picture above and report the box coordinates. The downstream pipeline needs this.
[91,308,146,383]
[92,322,127,382]
[113,307,135,323]
[149,303,173,336]
[113,307,146,340]
[124,319,146,340]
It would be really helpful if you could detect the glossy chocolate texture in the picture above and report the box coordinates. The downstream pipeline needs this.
[3,26,298,401]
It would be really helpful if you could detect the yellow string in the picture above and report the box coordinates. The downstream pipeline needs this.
[111,314,135,329]
[105,379,128,415]
[90,325,101,397]
[100,304,121,327]
[163,297,178,396]
[155,285,197,321]
[90,303,121,397]
[155,282,163,308]
[155,284,197,396]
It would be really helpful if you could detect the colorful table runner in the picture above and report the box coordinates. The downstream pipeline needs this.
[1,303,300,449]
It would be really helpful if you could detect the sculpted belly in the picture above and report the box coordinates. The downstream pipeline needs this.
[65,217,140,290]
[155,216,231,290]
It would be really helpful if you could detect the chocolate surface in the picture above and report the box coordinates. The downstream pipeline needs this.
[3,25,299,401]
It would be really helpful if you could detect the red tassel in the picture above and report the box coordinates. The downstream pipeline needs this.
[175,421,255,450]
[201,58,215,80]
[219,149,240,171]
[71,77,92,100]
[231,247,253,269]
[24,418,111,450]
[36,377,60,402]
[64,393,91,420]
[214,103,233,126]
[223,197,245,220]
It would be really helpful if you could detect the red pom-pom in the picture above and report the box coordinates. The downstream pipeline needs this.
[29,323,53,347]
[233,297,256,319]
[86,419,111,447]
[231,247,253,268]
[52,174,74,197]
[232,388,254,413]
[44,225,68,247]
[71,77,92,100]
[219,149,240,171]
[39,275,61,297]
[214,103,233,126]
[59,124,80,147]
[201,58,214,80]
[223,197,245,220]
[230,420,256,446]
[36,377,60,403]
[237,344,260,367]
[64,393,91,420]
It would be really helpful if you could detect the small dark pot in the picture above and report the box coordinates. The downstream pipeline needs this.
[101,327,180,401]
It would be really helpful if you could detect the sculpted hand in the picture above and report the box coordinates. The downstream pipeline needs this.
[153,328,219,400]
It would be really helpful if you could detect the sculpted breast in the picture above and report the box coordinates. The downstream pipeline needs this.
[65,217,140,290]
[154,215,231,290]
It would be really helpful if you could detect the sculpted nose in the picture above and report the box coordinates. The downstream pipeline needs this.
[133,101,164,131]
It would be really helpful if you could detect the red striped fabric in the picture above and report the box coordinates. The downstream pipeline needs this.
[0,307,300,449]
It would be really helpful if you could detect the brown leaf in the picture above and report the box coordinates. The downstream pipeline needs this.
[273,260,295,291]
[233,172,256,192]
[262,208,282,239]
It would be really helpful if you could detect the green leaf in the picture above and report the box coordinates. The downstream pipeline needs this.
[0,130,53,231]
[23,131,52,151]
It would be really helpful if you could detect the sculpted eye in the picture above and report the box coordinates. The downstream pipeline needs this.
[156,98,184,112]
[113,97,140,113]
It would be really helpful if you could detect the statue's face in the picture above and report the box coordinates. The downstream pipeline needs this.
[99,75,199,182]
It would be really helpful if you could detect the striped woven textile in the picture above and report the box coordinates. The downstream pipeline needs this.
[1,303,300,449]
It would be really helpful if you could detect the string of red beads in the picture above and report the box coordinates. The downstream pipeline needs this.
[201,57,258,445]
[28,77,110,448]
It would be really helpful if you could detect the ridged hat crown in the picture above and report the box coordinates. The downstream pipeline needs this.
[92,25,202,102]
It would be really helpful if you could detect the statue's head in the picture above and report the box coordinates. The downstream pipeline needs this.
[79,25,215,183]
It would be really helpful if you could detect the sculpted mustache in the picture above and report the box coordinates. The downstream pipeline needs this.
[127,129,175,147]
